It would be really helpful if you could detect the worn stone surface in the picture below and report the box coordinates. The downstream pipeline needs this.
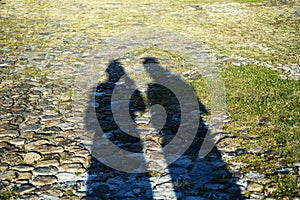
[16,172,33,180]
[33,166,59,176]
[11,164,35,172]
[16,184,36,195]
[58,163,85,173]
[36,159,60,167]
[34,144,64,154]
[0,0,299,199]
[24,152,42,164]
[31,175,58,186]
[247,182,264,192]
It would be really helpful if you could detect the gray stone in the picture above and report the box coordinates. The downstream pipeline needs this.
[22,123,42,132]
[60,156,89,168]
[33,166,58,176]
[37,159,60,167]
[31,175,58,186]
[247,182,264,192]
[0,170,17,180]
[2,153,23,164]
[244,172,265,181]
[275,167,294,174]
[35,144,64,154]
[18,194,39,200]
[16,171,32,180]
[24,152,42,164]
[57,122,74,131]
[89,102,99,108]
[58,163,85,173]
[294,162,300,167]
[0,130,19,137]
[42,126,63,133]
[12,164,34,172]
[56,172,81,182]
[25,139,50,150]
[190,159,212,174]
[249,146,262,154]
[9,138,25,146]
[73,149,90,157]
[16,184,36,194]
[0,163,9,172]
[15,179,30,184]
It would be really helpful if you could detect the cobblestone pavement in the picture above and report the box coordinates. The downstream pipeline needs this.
[1,0,299,199]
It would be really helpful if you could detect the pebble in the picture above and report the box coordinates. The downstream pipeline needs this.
[12,164,35,172]
[24,152,42,164]
[16,184,36,195]
[24,139,50,150]
[37,159,60,167]
[31,175,58,186]
[34,144,64,154]
[0,163,9,172]
[9,138,26,146]
[56,172,82,182]
[58,163,85,173]
[19,194,40,200]
[33,166,58,176]
[2,153,23,165]
[244,172,266,181]
[16,172,33,180]
[0,130,20,138]
[294,162,300,167]
[247,182,264,192]
[1,170,17,180]
[57,122,75,131]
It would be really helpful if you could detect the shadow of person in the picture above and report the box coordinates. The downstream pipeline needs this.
[142,57,244,199]
[85,57,244,199]
[85,60,153,199]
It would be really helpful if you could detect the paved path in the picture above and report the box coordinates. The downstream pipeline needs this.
[0,0,299,199]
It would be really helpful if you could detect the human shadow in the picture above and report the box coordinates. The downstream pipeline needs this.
[142,57,244,199]
[85,60,153,199]
[85,58,244,199]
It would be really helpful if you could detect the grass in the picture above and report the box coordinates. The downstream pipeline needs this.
[220,64,299,167]
[0,189,18,200]
[189,64,299,197]
[148,171,163,178]
[189,61,299,196]
[189,78,211,107]
[75,172,82,176]
[272,174,299,197]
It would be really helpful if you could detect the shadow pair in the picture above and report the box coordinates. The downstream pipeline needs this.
[85,57,243,199]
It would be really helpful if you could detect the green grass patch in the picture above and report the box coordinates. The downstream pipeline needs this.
[221,64,299,166]
[190,78,211,107]
[191,64,299,197]
[0,189,18,200]
[272,174,299,197]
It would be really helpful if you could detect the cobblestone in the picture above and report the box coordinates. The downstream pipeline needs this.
[0,0,299,199]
